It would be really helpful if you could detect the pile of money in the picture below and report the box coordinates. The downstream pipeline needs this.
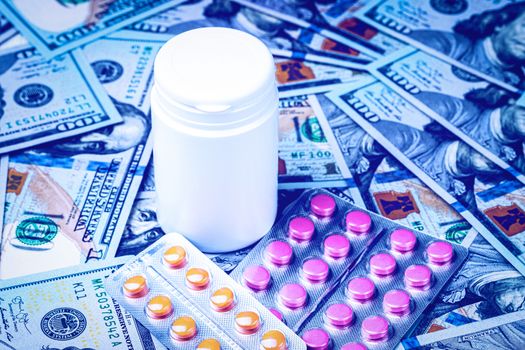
[0,0,524,348]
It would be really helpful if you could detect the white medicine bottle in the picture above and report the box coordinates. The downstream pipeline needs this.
[151,27,279,253]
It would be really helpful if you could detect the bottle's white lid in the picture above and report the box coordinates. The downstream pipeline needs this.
[154,27,275,115]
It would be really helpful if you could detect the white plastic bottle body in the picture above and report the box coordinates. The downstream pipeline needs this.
[151,87,278,252]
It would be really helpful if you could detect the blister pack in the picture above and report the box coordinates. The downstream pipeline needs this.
[299,221,469,350]
[230,189,384,331]
[104,233,306,350]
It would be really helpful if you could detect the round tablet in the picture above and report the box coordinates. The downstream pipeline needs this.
[390,229,417,253]
[369,253,397,277]
[278,283,307,309]
[197,338,221,350]
[301,328,330,350]
[235,311,261,334]
[265,240,293,266]
[185,267,210,290]
[170,316,197,341]
[347,277,375,302]
[261,330,287,350]
[345,211,371,233]
[361,315,390,341]
[325,303,353,328]
[324,234,351,258]
[426,241,454,265]
[122,275,148,298]
[404,264,432,289]
[302,259,329,283]
[146,295,173,319]
[269,308,284,322]
[288,216,315,242]
[163,245,187,268]
[210,287,235,312]
[242,265,271,291]
[383,290,411,315]
[310,193,337,217]
[341,343,367,350]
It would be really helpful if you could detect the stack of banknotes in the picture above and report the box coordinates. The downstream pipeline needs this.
[0,0,524,348]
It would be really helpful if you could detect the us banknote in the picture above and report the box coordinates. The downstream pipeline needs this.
[327,77,525,276]
[122,0,373,65]
[356,0,525,91]
[400,310,525,349]
[0,35,163,279]
[369,47,525,184]
[0,257,165,350]
[0,156,7,254]
[0,0,182,58]
[0,45,122,154]
[0,14,16,46]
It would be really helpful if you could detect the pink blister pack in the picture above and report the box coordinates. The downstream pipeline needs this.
[298,202,469,349]
[230,189,384,331]
[104,233,306,350]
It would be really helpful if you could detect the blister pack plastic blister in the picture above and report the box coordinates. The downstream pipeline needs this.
[230,190,383,331]
[105,233,306,350]
[298,201,469,349]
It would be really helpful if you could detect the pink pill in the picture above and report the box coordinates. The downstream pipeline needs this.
[345,210,371,233]
[325,303,353,328]
[242,265,271,291]
[310,193,337,217]
[264,240,293,266]
[279,283,307,309]
[361,316,390,341]
[269,308,284,322]
[369,253,397,277]
[383,290,411,315]
[288,216,315,242]
[347,277,375,302]
[390,228,417,252]
[302,259,330,283]
[302,328,330,350]
[324,234,351,258]
[404,264,432,289]
[426,241,454,265]
[341,343,367,350]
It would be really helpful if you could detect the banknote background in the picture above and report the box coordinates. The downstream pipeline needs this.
[1,0,525,348]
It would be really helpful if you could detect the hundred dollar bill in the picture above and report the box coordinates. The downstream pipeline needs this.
[369,47,525,184]
[400,310,525,349]
[356,0,525,91]
[0,15,16,46]
[122,0,373,65]
[0,0,183,58]
[0,156,7,253]
[0,257,165,350]
[0,35,163,279]
[0,45,122,154]
[327,77,525,276]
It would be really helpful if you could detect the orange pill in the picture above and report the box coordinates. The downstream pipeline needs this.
[185,267,210,290]
[210,287,235,312]
[163,245,187,268]
[197,338,221,350]
[170,316,197,341]
[261,330,288,350]
[235,311,261,334]
[146,295,173,319]
[122,275,148,298]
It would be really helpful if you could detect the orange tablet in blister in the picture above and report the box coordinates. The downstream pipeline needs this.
[261,330,288,350]
[186,267,210,290]
[235,311,261,334]
[146,295,173,319]
[163,245,187,268]
[170,316,197,341]
[210,287,235,312]
[122,275,148,298]
[197,338,221,350]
